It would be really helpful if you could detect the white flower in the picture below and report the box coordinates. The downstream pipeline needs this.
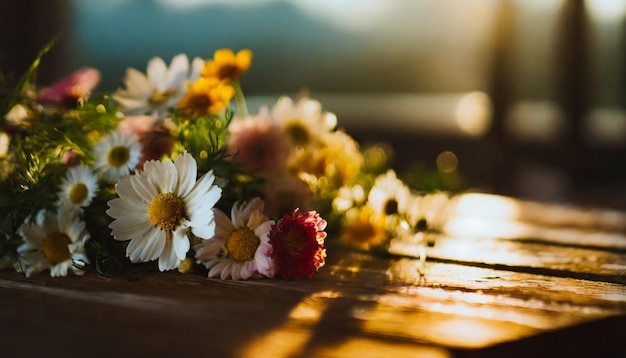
[0,132,10,157]
[194,197,275,280]
[332,184,365,212]
[113,54,204,117]
[367,169,411,219]
[4,104,29,126]
[407,192,452,232]
[57,166,99,213]
[93,130,142,184]
[269,97,337,148]
[106,152,222,271]
[17,208,90,277]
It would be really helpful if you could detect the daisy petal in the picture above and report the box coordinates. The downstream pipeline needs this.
[166,54,190,89]
[158,239,180,271]
[191,221,216,240]
[175,152,197,197]
[140,228,166,262]
[147,57,168,91]
[130,174,158,203]
[172,228,190,260]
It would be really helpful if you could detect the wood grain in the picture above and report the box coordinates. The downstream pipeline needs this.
[1,194,625,357]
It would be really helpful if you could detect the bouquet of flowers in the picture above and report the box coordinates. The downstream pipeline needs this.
[0,43,453,280]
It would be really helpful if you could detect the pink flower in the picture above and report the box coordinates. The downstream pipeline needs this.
[117,115,174,166]
[60,150,80,168]
[227,114,290,176]
[38,67,100,107]
[268,209,327,280]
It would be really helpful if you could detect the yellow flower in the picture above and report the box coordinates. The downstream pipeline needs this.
[291,130,363,190]
[201,49,252,83]
[340,207,389,251]
[177,77,234,118]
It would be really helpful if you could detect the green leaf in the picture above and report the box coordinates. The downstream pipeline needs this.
[0,37,58,120]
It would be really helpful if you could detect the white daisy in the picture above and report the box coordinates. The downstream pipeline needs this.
[57,166,99,213]
[407,192,452,232]
[194,197,275,280]
[17,208,90,277]
[270,96,337,148]
[367,169,412,219]
[93,130,142,184]
[106,152,222,271]
[113,54,204,117]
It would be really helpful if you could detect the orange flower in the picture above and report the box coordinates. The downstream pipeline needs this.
[177,77,234,117]
[201,49,252,83]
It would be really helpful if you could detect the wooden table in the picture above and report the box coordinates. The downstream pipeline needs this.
[1,194,625,357]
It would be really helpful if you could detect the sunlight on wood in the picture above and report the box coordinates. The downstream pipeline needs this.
[240,295,328,357]
[356,303,536,349]
[444,217,528,239]
[448,193,626,231]
[240,323,314,358]
[449,193,521,221]
[314,338,451,358]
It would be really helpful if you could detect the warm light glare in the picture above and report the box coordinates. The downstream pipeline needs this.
[505,101,564,142]
[455,92,491,136]
[358,299,535,349]
[315,338,451,358]
[585,109,626,147]
[430,236,542,267]
[444,217,528,239]
[240,325,312,358]
[436,151,458,173]
[450,193,520,221]
[325,112,338,129]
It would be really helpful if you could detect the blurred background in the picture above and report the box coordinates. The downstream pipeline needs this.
[2,0,626,207]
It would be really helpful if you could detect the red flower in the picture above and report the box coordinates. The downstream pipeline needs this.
[269,209,327,280]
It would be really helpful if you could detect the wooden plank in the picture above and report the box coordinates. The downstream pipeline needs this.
[448,193,626,232]
[1,249,624,357]
[389,236,626,283]
[2,194,626,357]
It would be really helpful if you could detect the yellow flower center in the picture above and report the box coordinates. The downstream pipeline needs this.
[147,192,186,232]
[285,120,311,146]
[148,89,176,106]
[283,229,306,256]
[108,146,130,168]
[225,227,259,262]
[383,199,399,215]
[42,232,72,265]
[69,182,88,204]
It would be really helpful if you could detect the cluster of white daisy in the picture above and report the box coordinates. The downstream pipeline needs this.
[1,47,451,280]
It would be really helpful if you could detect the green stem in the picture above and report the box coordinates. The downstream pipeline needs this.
[233,81,248,118]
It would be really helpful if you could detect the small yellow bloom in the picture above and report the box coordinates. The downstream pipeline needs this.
[201,49,252,83]
[178,77,234,118]
[291,130,363,190]
[340,207,389,251]
[178,258,196,273]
